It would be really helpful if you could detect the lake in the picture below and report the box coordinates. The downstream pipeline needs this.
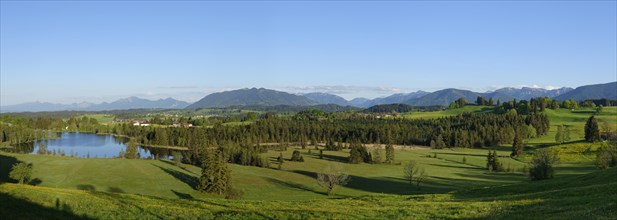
[3,132,176,159]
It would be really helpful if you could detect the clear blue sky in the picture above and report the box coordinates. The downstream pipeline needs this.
[1,1,616,105]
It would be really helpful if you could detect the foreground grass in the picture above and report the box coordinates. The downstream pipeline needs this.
[1,167,615,219]
[1,147,542,201]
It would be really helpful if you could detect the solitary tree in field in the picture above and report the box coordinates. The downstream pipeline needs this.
[585,116,600,142]
[199,148,231,195]
[290,150,304,162]
[487,151,503,172]
[554,125,571,145]
[9,162,32,184]
[529,149,559,180]
[403,160,419,185]
[317,165,350,196]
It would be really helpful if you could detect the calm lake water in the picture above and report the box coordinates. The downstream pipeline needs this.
[5,132,176,159]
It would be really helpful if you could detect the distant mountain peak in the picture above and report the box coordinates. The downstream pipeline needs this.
[186,88,317,109]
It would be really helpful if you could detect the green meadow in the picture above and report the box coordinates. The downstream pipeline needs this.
[0,106,615,218]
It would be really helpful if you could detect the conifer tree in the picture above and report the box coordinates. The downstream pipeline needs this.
[198,148,231,195]
[511,128,524,157]
[585,116,600,142]
[385,143,395,164]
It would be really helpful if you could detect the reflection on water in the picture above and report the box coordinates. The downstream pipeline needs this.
[2,132,178,159]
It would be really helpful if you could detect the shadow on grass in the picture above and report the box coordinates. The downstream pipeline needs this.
[0,154,19,183]
[76,184,96,191]
[0,192,93,219]
[159,160,198,175]
[455,172,526,183]
[319,154,349,163]
[264,177,328,196]
[531,140,587,149]
[290,170,447,195]
[29,178,43,186]
[429,163,485,170]
[171,189,194,200]
[107,187,124,193]
[154,164,199,190]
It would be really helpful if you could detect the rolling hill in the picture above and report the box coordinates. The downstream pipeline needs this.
[554,82,617,100]
[186,88,317,109]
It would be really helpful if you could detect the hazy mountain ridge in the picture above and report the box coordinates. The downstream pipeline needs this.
[0,97,190,113]
[358,91,429,108]
[494,87,574,100]
[3,82,615,112]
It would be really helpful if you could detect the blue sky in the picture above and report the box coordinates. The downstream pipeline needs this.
[1,1,616,105]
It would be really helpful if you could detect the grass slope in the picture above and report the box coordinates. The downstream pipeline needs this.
[1,167,614,219]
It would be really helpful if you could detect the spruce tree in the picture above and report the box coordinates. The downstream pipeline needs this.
[486,151,493,171]
[198,148,231,195]
[385,144,395,164]
[372,147,382,164]
[492,151,503,172]
[511,128,524,157]
[585,116,600,142]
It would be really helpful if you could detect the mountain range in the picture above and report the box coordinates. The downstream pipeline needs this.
[2,82,615,112]
[0,97,190,113]
[554,82,616,100]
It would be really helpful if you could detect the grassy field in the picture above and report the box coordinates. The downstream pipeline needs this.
[0,147,531,201]
[403,105,496,120]
[1,167,614,219]
[1,106,615,218]
[0,144,602,202]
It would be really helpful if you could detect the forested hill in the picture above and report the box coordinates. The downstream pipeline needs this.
[364,104,415,113]
[186,88,317,109]
[405,89,515,106]
[555,82,617,100]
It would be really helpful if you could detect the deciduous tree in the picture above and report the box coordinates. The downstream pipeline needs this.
[9,162,32,184]
[317,165,350,196]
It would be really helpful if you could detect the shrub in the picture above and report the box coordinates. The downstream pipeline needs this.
[529,149,559,180]
[290,150,304,162]
[595,143,617,169]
